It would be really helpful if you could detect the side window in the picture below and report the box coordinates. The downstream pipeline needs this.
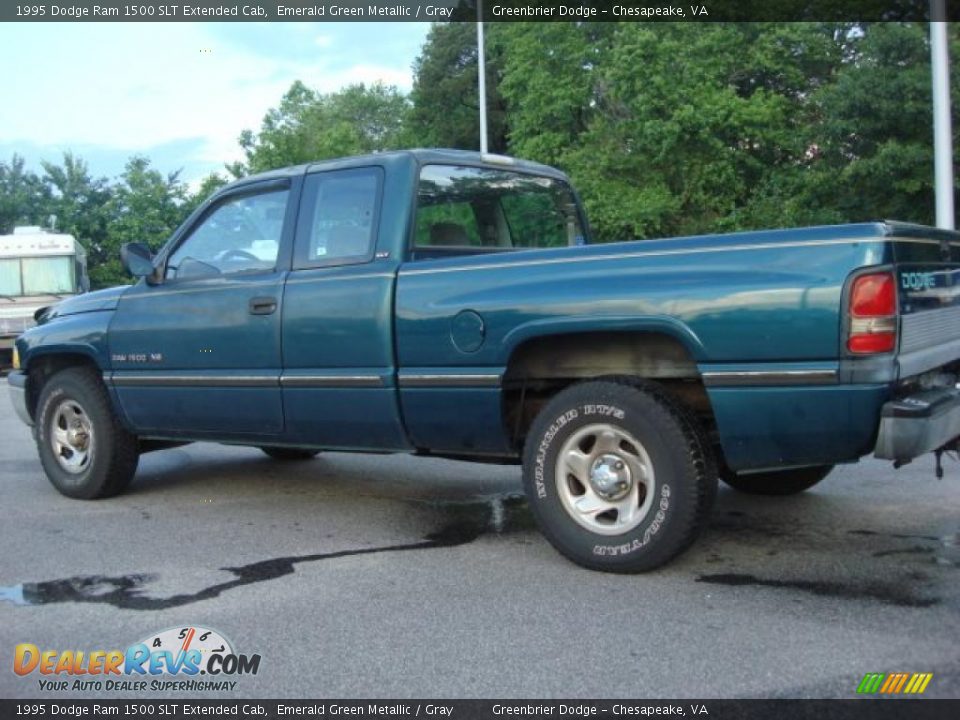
[167,188,288,280]
[293,168,382,269]
[414,164,586,254]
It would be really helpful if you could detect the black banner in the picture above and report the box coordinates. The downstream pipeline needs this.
[1,0,956,23]
[2,700,959,720]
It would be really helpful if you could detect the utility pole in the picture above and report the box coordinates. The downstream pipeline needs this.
[477,0,488,154]
[931,0,955,229]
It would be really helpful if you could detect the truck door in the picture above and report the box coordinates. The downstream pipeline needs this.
[279,166,409,450]
[108,179,293,438]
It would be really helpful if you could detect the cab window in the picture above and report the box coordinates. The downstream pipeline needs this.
[413,165,586,257]
[293,167,382,269]
[166,188,288,280]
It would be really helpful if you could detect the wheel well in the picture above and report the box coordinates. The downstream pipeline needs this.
[24,353,101,423]
[502,331,716,447]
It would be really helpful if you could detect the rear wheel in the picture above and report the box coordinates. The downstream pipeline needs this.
[720,465,833,496]
[259,446,320,461]
[522,379,716,573]
[34,367,139,499]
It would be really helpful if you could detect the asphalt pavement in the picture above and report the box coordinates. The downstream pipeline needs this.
[0,387,957,699]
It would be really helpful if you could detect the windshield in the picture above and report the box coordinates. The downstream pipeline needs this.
[0,256,76,297]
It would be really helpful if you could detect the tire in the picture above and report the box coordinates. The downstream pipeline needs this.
[522,379,717,573]
[33,367,139,499]
[720,465,833,496]
[259,446,320,461]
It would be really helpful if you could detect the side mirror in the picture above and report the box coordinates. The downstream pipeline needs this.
[120,242,155,279]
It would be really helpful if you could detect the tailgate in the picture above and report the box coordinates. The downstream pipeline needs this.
[892,224,960,378]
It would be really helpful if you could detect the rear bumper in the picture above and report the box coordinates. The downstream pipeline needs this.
[6,370,31,427]
[874,386,960,461]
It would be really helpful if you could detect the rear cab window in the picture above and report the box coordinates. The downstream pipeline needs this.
[412,164,586,260]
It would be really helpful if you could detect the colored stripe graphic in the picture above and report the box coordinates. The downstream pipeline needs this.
[857,673,885,694]
[904,674,921,694]
[857,672,933,694]
[880,674,897,693]
[892,673,909,693]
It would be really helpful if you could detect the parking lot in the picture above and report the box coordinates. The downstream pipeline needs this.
[1,387,958,699]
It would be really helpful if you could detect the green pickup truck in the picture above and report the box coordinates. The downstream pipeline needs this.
[8,150,960,572]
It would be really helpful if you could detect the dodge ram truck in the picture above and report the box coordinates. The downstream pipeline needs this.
[8,149,960,572]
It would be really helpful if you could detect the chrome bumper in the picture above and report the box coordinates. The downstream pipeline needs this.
[6,370,32,427]
[875,386,960,462]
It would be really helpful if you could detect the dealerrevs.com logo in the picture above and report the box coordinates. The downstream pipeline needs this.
[13,626,261,692]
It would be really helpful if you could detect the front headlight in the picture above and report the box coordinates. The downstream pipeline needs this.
[11,346,19,370]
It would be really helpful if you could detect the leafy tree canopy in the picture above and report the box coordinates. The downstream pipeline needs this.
[232,80,413,175]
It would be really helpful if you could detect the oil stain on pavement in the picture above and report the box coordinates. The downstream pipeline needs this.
[695,572,940,608]
[693,514,959,608]
[0,495,532,611]
[2,496,953,612]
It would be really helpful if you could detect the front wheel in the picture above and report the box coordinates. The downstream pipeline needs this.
[522,380,717,573]
[34,367,139,499]
[720,465,833,496]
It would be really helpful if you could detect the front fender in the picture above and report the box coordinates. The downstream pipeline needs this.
[17,311,113,371]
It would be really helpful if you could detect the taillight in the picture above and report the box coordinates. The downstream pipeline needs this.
[847,272,897,354]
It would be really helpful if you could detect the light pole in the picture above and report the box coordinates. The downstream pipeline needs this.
[477,0,488,154]
[931,0,955,229]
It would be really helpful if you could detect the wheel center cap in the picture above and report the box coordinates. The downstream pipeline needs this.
[67,425,89,450]
[589,454,632,500]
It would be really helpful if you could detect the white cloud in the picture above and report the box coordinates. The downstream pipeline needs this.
[2,22,429,181]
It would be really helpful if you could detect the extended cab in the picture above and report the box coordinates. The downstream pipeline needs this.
[8,150,960,572]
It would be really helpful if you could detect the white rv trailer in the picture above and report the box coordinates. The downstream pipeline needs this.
[0,226,89,368]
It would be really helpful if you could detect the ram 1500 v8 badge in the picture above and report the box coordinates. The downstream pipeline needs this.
[8,150,960,572]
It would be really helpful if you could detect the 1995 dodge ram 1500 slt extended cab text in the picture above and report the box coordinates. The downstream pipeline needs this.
[8,150,960,572]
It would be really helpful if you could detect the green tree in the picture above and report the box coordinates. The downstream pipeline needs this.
[478,21,960,238]
[512,23,842,240]
[234,81,412,175]
[40,152,112,258]
[94,156,189,289]
[0,155,51,234]
[795,22,960,226]
[409,22,508,152]
[498,23,614,166]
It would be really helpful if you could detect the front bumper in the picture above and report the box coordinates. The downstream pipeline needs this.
[6,370,32,427]
[875,386,960,462]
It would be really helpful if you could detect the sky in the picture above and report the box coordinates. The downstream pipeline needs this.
[1,22,432,188]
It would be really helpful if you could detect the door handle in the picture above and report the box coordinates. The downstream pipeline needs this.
[249,296,277,315]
